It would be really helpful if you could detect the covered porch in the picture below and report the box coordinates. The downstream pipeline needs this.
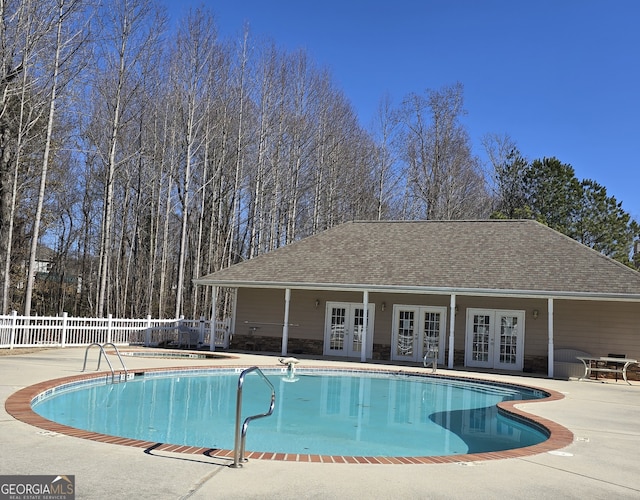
[203,283,638,379]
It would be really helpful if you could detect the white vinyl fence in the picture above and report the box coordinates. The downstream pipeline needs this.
[0,312,231,351]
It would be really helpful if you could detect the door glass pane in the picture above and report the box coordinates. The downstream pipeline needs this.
[397,310,414,356]
[499,316,518,364]
[351,308,364,353]
[423,312,440,353]
[330,307,346,350]
[472,314,490,362]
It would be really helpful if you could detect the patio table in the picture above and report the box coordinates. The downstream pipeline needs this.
[577,356,637,385]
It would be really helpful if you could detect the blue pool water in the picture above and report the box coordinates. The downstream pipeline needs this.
[32,369,548,457]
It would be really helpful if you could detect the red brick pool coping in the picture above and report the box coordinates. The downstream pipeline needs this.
[5,365,574,465]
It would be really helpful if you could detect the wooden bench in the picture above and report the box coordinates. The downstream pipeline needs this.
[577,356,638,385]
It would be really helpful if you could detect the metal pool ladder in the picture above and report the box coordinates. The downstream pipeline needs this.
[82,342,129,383]
[231,366,276,468]
[423,344,438,373]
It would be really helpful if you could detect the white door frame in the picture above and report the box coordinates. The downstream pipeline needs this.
[391,305,447,364]
[464,308,525,371]
[323,302,375,358]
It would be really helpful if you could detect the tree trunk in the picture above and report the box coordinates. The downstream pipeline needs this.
[23,0,65,315]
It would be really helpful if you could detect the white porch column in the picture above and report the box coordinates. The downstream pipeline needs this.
[281,288,291,356]
[448,294,456,369]
[547,298,554,378]
[361,290,369,363]
[209,286,218,351]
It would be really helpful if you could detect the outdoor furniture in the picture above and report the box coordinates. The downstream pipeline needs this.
[553,348,592,379]
[177,323,199,348]
[577,356,638,385]
[604,353,626,382]
[245,326,260,350]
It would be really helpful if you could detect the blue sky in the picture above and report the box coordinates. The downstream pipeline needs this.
[167,0,639,220]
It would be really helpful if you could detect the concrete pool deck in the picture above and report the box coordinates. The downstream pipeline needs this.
[1,348,639,499]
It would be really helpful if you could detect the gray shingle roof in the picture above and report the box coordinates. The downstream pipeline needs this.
[194,220,640,299]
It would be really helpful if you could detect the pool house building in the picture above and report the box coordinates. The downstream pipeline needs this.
[194,220,640,379]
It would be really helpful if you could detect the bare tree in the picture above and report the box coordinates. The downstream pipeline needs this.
[1,3,544,319]
[0,0,44,313]
[168,7,216,317]
[89,0,166,317]
[23,0,88,315]
[225,25,250,267]
[481,132,528,218]
[370,92,402,220]
[284,49,313,241]
[400,82,488,220]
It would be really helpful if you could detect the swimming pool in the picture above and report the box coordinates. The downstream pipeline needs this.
[31,368,550,458]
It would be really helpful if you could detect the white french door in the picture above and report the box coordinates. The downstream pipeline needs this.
[391,305,447,364]
[465,308,525,371]
[324,302,375,358]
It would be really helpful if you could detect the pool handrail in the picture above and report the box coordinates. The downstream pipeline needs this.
[231,366,276,468]
[423,344,438,373]
[82,342,129,383]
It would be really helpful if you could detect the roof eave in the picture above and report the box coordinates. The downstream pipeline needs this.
[192,279,640,302]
